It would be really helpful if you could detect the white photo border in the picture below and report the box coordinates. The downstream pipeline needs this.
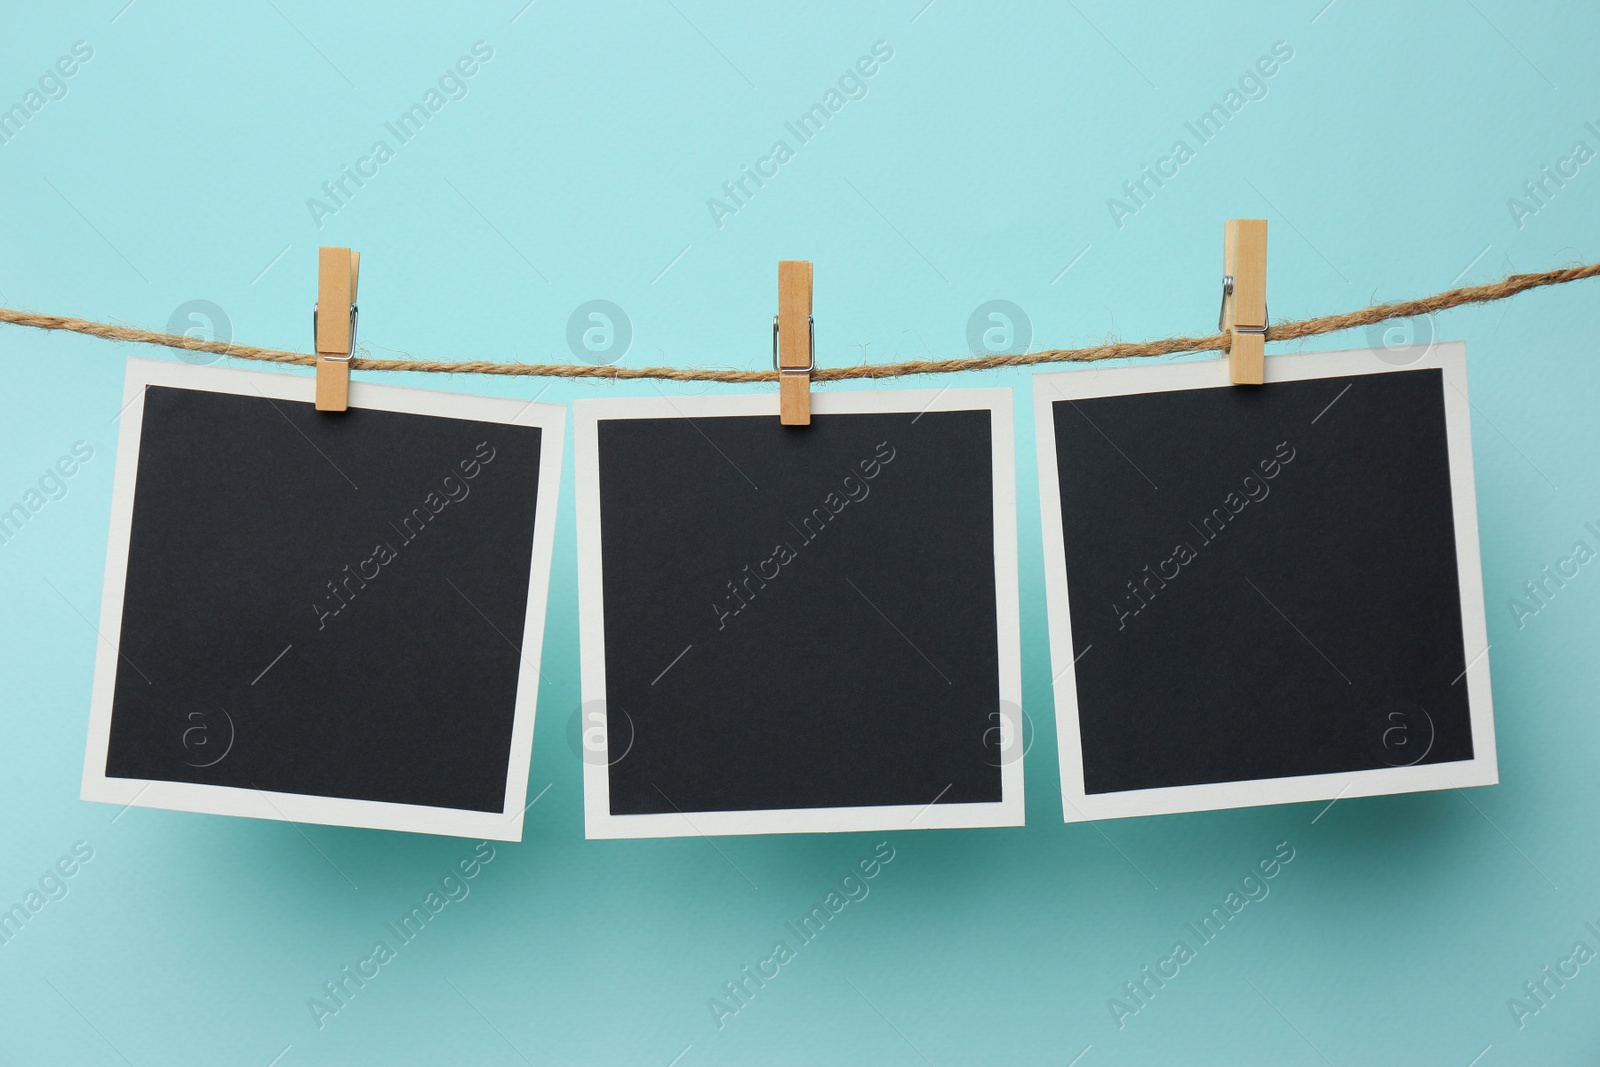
[80,358,566,841]
[574,387,1024,839]
[1034,343,1497,823]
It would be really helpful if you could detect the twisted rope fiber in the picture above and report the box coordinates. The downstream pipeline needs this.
[3,262,1598,381]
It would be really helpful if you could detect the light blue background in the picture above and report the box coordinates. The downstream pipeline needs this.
[2,2,1597,1063]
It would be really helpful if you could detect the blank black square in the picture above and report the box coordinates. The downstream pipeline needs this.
[595,410,1001,815]
[1052,369,1474,794]
[104,386,543,813]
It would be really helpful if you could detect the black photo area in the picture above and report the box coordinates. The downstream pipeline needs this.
[104,386,543,813]
[1052,369,1474,794]
[596,410,1002,815]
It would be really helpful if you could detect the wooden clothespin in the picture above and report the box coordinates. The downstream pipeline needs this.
[314,246,361,411]
[775,260,813,425]
[1220,220,1267,385]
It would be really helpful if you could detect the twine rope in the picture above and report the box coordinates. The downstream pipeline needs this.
[2,262,1597,383]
